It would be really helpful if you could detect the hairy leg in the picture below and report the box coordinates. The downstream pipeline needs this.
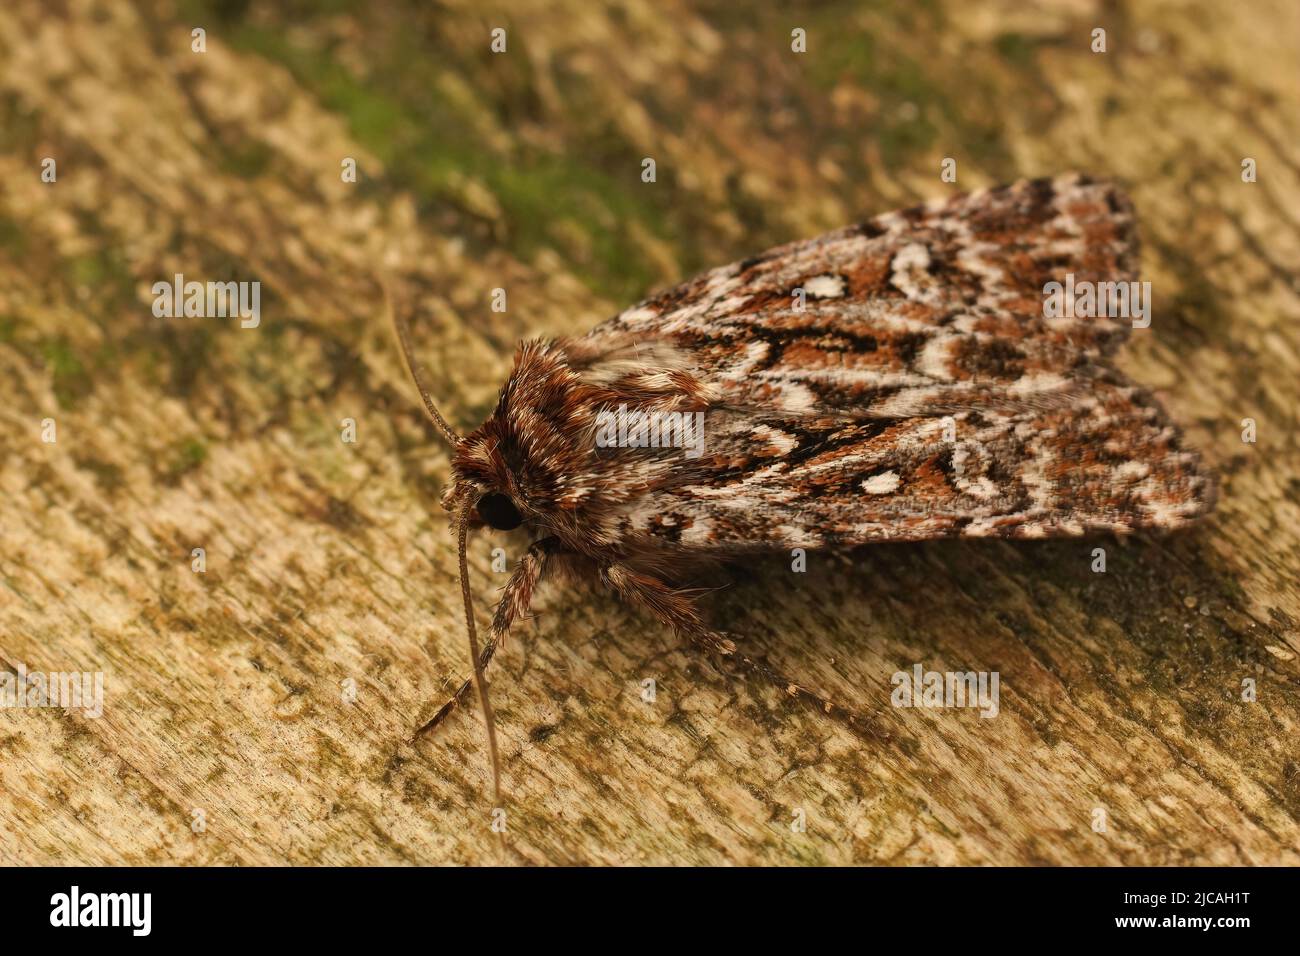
[598,563,889,743]
[412,536,559,739]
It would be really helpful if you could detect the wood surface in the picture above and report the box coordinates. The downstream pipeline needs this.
[0,0,1297,864]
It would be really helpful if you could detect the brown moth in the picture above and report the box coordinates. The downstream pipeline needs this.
[394,174,1215,799]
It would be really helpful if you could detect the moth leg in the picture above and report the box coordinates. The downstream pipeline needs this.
[598,563,889,743]
[412,536,559,740]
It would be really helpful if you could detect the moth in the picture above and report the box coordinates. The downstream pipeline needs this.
[394,174,1215,798]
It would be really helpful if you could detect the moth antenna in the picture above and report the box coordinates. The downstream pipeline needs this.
[384,279,462,447]
[456,496,503,806]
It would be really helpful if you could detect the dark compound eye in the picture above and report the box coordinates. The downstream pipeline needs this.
[476,492,523,531]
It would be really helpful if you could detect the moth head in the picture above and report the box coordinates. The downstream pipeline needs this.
[437,435,534,533]
[474,491,523,531]
[442,477,525,532]
[438,341,589,532]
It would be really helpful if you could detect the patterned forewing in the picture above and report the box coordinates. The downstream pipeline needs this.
[559,175,1213,551]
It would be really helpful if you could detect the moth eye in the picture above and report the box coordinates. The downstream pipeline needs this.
[476,492,523,531]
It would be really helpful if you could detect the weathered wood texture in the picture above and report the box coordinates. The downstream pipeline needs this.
[1,0,1297,865]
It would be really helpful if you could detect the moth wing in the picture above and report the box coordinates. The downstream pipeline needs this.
[575,174,1139,420]
[562,174,1213,551]
[614,382,1214,550]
